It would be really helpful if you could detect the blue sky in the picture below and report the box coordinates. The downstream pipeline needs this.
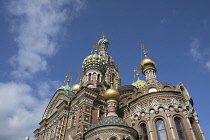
[0,0,209,139]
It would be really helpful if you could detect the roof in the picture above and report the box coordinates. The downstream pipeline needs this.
[90,116,128,129]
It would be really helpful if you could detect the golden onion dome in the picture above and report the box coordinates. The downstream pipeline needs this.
[104,88,120,101]
[140,58,156,70]
[132,79,146,89]
[72,83,81,91]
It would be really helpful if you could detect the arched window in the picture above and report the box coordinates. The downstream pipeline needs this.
[156,119,168,140]
[88,73,91,81]
[110,136,117,140]
[110,73,115,85]
[97,74,100,82]
[174,117,186,140]
[140,123,148,140]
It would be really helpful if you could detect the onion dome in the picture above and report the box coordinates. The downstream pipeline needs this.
[104,88,120,101]
[82,54,108,70]
[140,57,156,70]
[132,79,146,89]
[90,116,128,129]
[56,85,74,101]
[56,85,71,91]
[72,83,81,91]
[98,38,109,46]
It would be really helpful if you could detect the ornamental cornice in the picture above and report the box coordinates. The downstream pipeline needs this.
[76,88,97,100]
[43,91,66,119]
[130,97,192,123]
[69,104,79,113]
[130,91,185,109]
[78,97,94,107]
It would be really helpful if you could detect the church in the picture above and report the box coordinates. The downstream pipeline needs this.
[34,34,205,140]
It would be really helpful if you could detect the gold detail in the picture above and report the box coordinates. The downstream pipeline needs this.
[134,66,140,80]
[141,44,148,58]
[104,88,120,101]
[140,44,156,70]
[66,72,72,85]
[72,83,81,91]
[79,71,84,82]
[93,42,99,54]
[102,32,106,39]
[140,58,156,70]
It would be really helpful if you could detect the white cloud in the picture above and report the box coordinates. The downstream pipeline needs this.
[189,38,210,71]
[36,80,61,98]
[206,61,210,71]
[190,38,203,61]
[0,0,86,139]
[0,82,50,140]
[8,0,85,79]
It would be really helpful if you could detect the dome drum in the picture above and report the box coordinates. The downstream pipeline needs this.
[83,66,107,73]
[142,66,156,75]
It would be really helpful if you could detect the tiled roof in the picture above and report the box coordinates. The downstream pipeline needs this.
[90,116,128,129]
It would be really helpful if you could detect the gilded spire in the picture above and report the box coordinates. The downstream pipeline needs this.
[134,66,140,80]
[141,44,148,58]
[93,42,99,54]
[102,32,106,39]
[66,72,72,86]
[79,71,84,83]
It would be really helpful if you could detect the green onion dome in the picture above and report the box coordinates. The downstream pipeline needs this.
[57,85,71,91]
[56,85,74,101]
[98,38,109,46]
[132,79,146,89]
[82,54,108,70]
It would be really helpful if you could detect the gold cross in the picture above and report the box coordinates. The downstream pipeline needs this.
[134,66,140,80]
[66,72,72,85]
[93,42,99,54]
[141,44,148,58]
[79,71,84,82]
[102,32,106,39]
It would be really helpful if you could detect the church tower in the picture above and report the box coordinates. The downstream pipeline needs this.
[118,44,205,140]
[34,34,205,140]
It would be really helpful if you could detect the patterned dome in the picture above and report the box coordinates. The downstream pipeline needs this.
[132,79,146,89]
[98,38,109,46]
[90,116,128,129]
[82,54,108,70]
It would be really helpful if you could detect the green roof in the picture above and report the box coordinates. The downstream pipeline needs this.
[90,116,128,129]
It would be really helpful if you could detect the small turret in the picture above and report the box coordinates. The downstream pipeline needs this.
[140,44,159,85]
